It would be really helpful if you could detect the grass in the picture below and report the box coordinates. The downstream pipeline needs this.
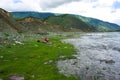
[0,36,78,80]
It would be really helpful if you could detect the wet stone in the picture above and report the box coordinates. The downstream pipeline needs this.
[105,60,115,64]
[100,59,115,64]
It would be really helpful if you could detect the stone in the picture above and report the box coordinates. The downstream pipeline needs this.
[8,74,24,80]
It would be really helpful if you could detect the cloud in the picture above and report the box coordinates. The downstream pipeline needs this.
[0,0,120,25]
[0,0,80,11]
[0,0,42,11]
[49,0,120,25]
[39,0,80,10]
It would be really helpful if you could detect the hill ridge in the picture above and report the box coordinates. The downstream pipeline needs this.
[0,8,120,33]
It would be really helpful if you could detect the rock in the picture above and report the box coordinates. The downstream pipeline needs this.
[59,55,65,59]
[15,41,24,45]
[0,78,3,80]
[8,74,24,80]
[105,60,115,64]
[100,59,115,64]
[113,47,120,52]
[44,60,53,65]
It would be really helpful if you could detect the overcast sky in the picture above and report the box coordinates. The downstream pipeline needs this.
[0,0,120,25]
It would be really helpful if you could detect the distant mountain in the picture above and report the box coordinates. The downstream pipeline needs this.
[11,12,95,32]
[1,8,120,33]
[11,11,120,32]
[16,16,82,32]
[74,15,120,31]
[44,14,95,32]
[0,9,82,33]
[11,12,55,19]
[16,17,60,32]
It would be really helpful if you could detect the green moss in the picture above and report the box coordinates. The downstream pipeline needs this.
[0,37,78,80]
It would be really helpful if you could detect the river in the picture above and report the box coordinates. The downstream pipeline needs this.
[57,32,120,80]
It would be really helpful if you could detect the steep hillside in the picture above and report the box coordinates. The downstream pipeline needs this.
[44,14,95,32]
[17,17,55,32]
[0,8,25,33]
[17,17,81,32]
[75,15,120,31]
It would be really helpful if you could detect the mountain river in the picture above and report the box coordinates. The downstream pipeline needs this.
[57,32,120,80]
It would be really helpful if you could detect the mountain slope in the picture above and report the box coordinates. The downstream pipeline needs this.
[11,12,95,32]
[17,17,56,32]
[44,14,95,32]
[11,11,120,32]
[0,8,25,33]
[17,16,82,32]
[75,15,120,31]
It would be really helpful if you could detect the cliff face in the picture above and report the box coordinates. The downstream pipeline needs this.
[0,8,11,17]
[0,8,25,33]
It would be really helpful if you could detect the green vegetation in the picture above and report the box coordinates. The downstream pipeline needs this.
[11,11,120,32]
[45,14,94,31]
[0,36,78,80]
[11,12,55,20]
[1,8,120,33]
[97,26,110,32]
[76,15,120,31]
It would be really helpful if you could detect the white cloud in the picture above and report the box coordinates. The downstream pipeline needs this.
[48,0,120,25]
[0,0,120,25]
[39,0,80,10]
[0,0,42,11]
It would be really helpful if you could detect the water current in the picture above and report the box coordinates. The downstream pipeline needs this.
[57,32,120,80]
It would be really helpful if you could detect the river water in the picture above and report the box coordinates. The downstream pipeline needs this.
[57,32,120,80]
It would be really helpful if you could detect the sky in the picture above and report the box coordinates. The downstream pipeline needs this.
[0,0,120,25]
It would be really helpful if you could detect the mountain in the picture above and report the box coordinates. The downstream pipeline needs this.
[1,8,120,33]
[16,17,61,32]
[0,8,25,33]
[44,14,95,32]
[11,12,120,32]
[11,12,95,32]
[74,15,120,31]
[16,16,82,32]
[12,12,55,19]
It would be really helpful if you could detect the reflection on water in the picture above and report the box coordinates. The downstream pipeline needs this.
[57,32,120,80]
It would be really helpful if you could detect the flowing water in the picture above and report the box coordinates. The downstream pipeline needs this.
[57,32,120,80]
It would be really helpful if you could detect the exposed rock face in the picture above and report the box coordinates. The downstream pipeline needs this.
[0,8,11,17]
[0,8,25,33]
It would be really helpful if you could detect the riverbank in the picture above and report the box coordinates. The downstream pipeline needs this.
[0,33,79,80]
